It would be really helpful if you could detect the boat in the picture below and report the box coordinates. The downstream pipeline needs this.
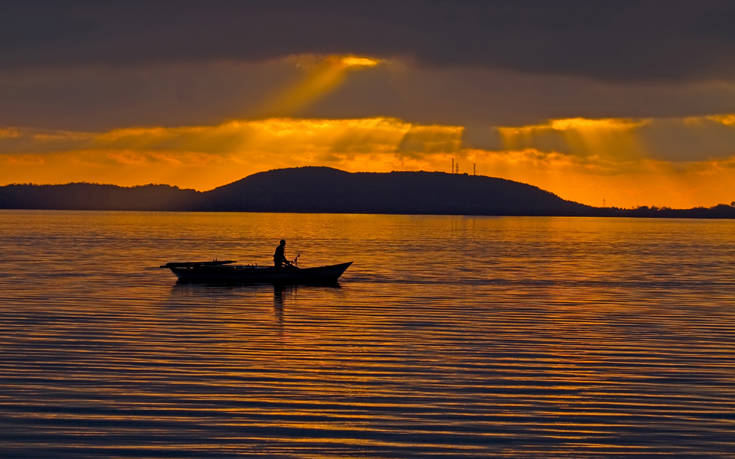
[160,260,352,284]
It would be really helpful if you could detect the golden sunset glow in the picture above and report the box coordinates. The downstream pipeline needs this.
[487,114,735,206]
[708,114,735,126]
[339,55,381,68]
[499,117,648,134]
[498,117,650,160]
[2,114,735,208]
[464,148,735,209]
[548,118,647,130]
[4,43,734,210]
[259,54,383,116]
[5,6,735,458]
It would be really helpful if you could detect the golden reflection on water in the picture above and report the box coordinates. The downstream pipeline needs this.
[0,211,734,456]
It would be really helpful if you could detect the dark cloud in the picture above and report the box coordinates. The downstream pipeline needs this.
[3,0,735,82]
[4,60,735,132]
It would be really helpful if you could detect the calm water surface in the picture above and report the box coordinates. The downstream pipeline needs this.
[0,211,734,457]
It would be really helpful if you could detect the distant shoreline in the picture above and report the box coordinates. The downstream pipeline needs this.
[2,167,734,219]
[1,208,734,220]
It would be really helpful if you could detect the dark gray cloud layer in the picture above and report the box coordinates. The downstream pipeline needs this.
[4,60,735,132]
[4,0,735,82]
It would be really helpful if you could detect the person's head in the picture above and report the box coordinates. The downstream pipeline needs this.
[280,239,286,246]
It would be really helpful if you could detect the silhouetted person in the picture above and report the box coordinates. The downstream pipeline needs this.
[273,239,289,268]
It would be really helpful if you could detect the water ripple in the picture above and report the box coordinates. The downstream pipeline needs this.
[0,211,733,456]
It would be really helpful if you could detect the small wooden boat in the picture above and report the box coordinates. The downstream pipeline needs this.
[161,260,352,284]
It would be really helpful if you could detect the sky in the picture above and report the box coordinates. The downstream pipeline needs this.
[2,0,735,208]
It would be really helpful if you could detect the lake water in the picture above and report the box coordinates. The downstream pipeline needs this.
[0,210,734,457]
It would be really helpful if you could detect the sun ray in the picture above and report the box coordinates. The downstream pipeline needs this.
[259,55,383,116]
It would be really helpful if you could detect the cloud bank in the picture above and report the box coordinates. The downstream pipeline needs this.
[4,1,735,83]
[3,2,735,207]
[2,115,735,208]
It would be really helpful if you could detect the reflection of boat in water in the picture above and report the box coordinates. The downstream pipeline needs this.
[161,260,352,284]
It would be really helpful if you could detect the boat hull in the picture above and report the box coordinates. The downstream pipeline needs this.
[168,262,352,284]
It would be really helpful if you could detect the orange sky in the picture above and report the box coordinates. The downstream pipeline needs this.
[1,114,735,208]
[2,54,735,208]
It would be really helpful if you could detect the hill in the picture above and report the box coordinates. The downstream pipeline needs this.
[1,167,733,218]
[201,167,592,215]
[0,183,201,210]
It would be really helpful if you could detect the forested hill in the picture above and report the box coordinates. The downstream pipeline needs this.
[1,167,734,217]
[202,167,592,215]
[0,183,201,210]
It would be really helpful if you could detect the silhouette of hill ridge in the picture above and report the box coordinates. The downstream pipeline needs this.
[1,167,734,218]
[203,167,591,215]
[0,182,201,210]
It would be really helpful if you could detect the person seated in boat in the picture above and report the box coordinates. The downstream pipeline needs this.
[273,239,291,268]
